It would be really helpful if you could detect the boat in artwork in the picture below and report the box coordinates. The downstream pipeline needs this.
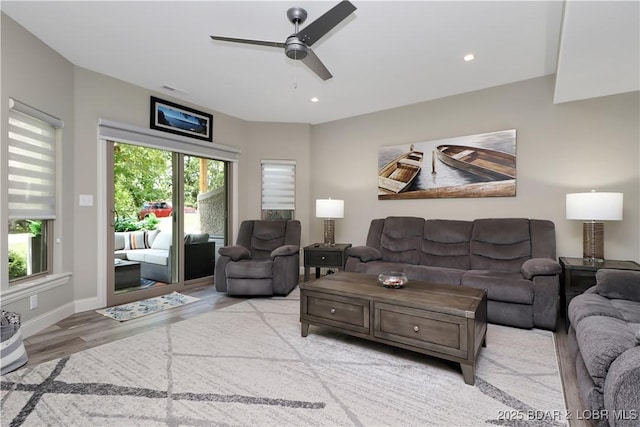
[435,144,515,181]
[378,146,424,194]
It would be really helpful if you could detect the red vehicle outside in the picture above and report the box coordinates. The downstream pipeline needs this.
[139,201,172,219]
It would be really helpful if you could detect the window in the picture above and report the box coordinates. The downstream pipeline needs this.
[7,99,63,283]
[261,160,295,220]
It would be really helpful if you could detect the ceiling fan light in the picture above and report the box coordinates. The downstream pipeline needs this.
[285,37,308,60]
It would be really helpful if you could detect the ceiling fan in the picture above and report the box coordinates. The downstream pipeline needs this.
[210,1,357,81]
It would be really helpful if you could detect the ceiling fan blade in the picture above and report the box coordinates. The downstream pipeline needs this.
[296,0,356,47]
[301,48,332,81]
[210,36,285,49]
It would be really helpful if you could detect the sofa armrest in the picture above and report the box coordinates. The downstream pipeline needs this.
[596,269,640,302]
[604,346,640,417]
[218,245,251,261]
[521,258,561,279]
[346,246,381,263]
[271,245,299,259]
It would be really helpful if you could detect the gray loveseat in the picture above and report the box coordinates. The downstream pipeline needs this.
[568,269,640,427]
[345,217,561,330]
[115,230,215,283]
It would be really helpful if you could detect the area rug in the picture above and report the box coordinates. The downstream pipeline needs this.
[1,288,567,426]
[95,291,199,321]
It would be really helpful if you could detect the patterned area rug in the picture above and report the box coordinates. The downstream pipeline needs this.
[1,288,567,426]
[95,291,199,321]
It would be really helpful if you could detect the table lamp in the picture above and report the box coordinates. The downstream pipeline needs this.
[316,198,344,246]
[566,191,623,262]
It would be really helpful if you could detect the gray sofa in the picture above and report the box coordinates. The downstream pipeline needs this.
[568,269,640,427]
[345,217,561,330]
[115,230,215,283]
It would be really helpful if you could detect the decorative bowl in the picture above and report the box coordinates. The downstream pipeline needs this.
[378,272,408,289]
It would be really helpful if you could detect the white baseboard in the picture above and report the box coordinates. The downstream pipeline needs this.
[74,296,100,313]
[21,302,75,339]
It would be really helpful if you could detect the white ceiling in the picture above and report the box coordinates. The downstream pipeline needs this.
[2,1,638,125]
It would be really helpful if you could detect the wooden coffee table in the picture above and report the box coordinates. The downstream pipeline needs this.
[299,272,487,385]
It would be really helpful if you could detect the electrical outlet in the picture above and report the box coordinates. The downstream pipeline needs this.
[30,294,38,310]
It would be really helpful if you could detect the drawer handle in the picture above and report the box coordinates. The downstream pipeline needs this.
[322,256,326,260]
[330,308,336,314]
[413,326,419,333]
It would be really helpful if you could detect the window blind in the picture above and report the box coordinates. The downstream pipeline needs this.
[261,160,295,210]
[8,100,62,220]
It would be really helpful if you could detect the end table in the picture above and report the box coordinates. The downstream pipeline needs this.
[303,243,352,282]
[559,257,640,326]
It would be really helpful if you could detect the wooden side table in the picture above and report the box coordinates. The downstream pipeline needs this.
[303,243,352,282]
[559,257,640,325]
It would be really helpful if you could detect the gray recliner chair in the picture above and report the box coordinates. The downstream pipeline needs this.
[215,220,301,296]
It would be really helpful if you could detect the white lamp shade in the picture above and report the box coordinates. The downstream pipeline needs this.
[566,192,623,221]
[316,199,344,219]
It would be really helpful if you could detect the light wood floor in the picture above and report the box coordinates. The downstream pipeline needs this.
[19,280,589,427]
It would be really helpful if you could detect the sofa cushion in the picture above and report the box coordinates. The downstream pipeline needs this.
[404,265,465,285]
[354,261,411,276]
[125,249,168,266]
[151,231,172,250]
[347,246,381,262]
[610,300,640,324]
[379,217,424,265]
[420,220,472,269]
[251,221,287,259]
[576,315,637,389]
[461,270,533,304]
[184,233,209,244]
[470,218,531,272]
[124,231,149,250]
[143,250,169,266]
[147,229,160,246]
[114,232,126,251]
[568,293,626,327]
[596,269,640,303]
[226,259,272,279]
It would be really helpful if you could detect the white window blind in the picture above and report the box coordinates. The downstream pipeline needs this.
[8,99,63,220]
[261,160,295,210]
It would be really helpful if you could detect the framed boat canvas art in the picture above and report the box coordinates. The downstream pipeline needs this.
[378,130,516,200]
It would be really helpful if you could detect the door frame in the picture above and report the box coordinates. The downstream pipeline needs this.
[97,119,240,308]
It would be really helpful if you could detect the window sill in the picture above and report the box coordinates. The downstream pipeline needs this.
[1,273,72,305]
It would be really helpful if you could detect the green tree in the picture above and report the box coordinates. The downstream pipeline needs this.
[183,156,225,207]
[113,144,225,216]
[114,143,172,217]
[9,248,27,280]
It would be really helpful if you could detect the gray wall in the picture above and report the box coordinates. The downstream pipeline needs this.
[1,14,75,323]
[310,76,640,261]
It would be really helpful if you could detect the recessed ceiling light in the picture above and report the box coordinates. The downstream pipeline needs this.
[310,97,319,103]
[464,54,475,62]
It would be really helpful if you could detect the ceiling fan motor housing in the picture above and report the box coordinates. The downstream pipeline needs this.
[285,36,308,60]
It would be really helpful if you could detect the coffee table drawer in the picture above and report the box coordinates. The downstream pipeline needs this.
[302,291,369,334]
[373,302,468,358]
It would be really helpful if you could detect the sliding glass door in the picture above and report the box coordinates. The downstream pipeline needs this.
[107,141,227,306]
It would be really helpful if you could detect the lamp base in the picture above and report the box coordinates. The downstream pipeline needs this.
[583,222,604,263]
[323,219,335,247]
